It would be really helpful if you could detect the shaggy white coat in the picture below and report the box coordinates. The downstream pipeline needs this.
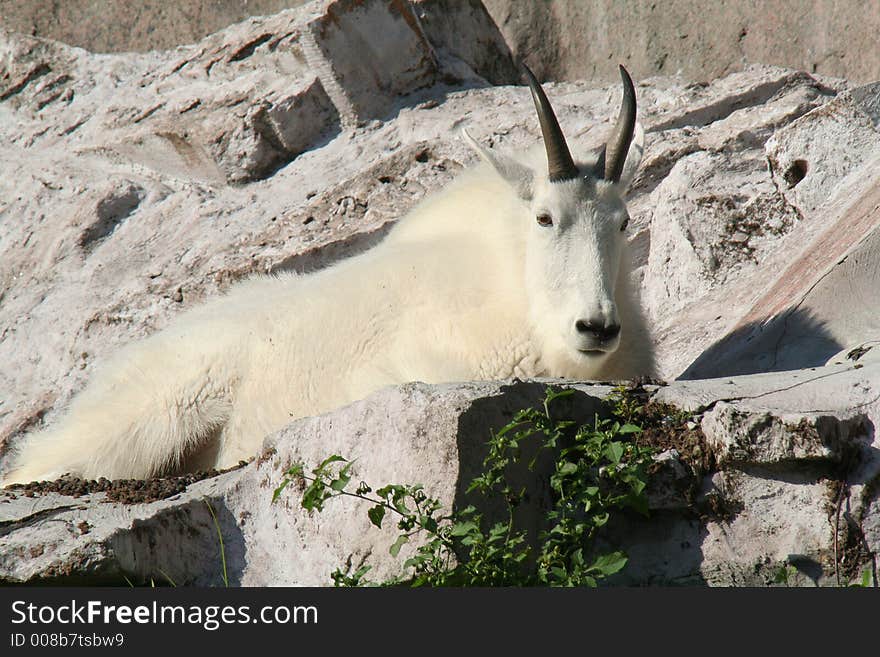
[3,131,653,484]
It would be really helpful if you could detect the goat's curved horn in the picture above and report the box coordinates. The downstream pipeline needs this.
[604,65,636,183]
[521,63,578,183]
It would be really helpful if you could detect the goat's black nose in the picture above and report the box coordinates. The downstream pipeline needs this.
[575,320,621,342]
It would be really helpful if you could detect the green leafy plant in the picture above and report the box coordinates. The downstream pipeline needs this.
[772,562,799,586]
[273,386,655,586]
[849,566,875,588]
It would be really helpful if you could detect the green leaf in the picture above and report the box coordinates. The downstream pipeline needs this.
[301,479,330,511]
[403,556,426,570]
[299,381,659,587]
[391,494,411,516]
[557,461,578,476]
[450,521,480,537]
[352,565,372,580]
[593,512,610,527]
[550,566,567,581]
[331,564,372,587]
[854,567,874,588]
[487,522,508,540]
[367,505,386,528]
[377,484,404,500]
[271,479,290,503]
[605,441,625,464]
[628,478,647,495]
[774,564,796,585]
[618,424,643,435]
[587,551,628,576]
[389,535,409,557]
[315,454,346,473]
[329,463,353,491]
[545,387,575,403]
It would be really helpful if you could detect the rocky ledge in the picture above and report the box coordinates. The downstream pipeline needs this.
[1,0,879,586]
[2,357,878,586]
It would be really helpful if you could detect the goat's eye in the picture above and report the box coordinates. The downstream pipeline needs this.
[620,214,630,232]
[536,213,553,227]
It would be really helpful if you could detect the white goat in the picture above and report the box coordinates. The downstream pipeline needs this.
[2,65,654,485]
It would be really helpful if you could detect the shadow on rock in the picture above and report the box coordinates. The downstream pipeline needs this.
[680,308,842,379]
[603,511,710,586]
[109,497,246,587]
[450,380,711,584]
[452,381,606,558]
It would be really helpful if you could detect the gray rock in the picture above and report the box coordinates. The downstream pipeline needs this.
[2,367,877,587]
[0,380,614,586]
[3,2,880,587]
[4,1,880,88]
[622,362,880,586]
[825,341,880,367]
[701,402,865,467]
[413,0,518,86]
[481,0,880,85]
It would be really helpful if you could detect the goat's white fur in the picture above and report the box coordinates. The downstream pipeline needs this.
[2,114,652,485]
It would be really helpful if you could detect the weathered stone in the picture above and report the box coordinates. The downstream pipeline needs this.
[621,362,880,586]
[701,402,864,467]
[2,365,878,587]
[825,340,880,367]
[304,0,439,122]
[662,78,880,380]
[412,0,518,86]
[0,380,615,585]
[644,449,693,511]
[681,159,880,379]
[5,1,880,88]
[3,3,880,587]
[481,0,880,85]
[766,82,880,216]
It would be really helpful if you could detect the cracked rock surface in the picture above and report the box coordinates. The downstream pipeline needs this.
[2,367,877,586]
[1,0,879,585]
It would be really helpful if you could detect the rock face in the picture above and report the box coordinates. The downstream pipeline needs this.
[2,368,877,586]
[4,1,879,86]
[482,0,880,85]
[680,84,880,379]
[1,0,879,586]
[0,1,311,54]
[646,364,880,586]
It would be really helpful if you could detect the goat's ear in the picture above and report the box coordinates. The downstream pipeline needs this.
[616,121,645,193]
[462,128,534,201]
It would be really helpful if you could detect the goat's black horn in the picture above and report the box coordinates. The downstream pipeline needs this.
[521,63,579,183]
[604,65,637,183]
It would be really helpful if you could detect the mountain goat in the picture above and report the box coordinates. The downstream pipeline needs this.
[2,65,654,485]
